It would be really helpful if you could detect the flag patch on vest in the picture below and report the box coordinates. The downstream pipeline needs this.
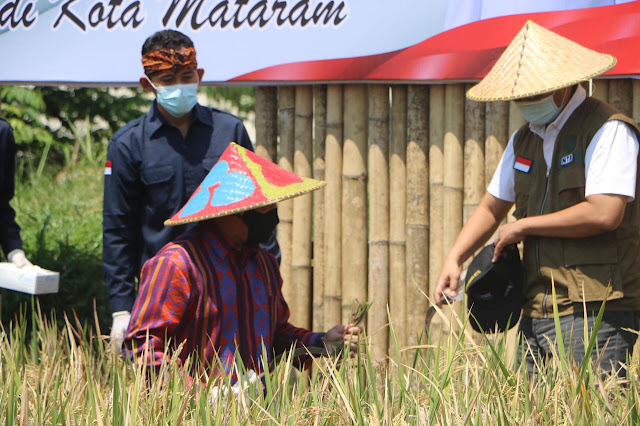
[560,153,574,166]
[514,157,532,173]
[104,161,112,176]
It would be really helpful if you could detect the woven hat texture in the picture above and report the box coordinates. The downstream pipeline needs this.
[467,20,616,102]
[165,143,325,226]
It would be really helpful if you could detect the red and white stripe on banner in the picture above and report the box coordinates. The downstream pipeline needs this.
[233,1,640,82]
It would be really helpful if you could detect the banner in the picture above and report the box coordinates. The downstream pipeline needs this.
[0,0,638,84]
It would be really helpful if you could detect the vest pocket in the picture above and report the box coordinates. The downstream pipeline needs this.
[513,173,532,219]
[557,167,585,210]
[563,235,624,303]
[513,194,528,219]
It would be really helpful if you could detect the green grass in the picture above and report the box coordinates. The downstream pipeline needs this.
[5,162,109,329]
[0,300,637,424]
[4,162,640,424]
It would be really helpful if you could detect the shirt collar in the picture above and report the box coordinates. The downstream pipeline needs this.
[146,101,212,137]
[528,85,586,138]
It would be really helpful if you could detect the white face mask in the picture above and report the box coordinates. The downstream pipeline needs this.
[147,78,199,117]
[515,94,563,126]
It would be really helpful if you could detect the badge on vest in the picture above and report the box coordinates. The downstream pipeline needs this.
[560,153,574,167]
[514,156,532,173]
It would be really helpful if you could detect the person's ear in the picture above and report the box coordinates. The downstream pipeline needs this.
[140,76,155,94]
[197,68,205,82]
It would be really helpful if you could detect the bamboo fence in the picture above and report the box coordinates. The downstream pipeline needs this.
[341,84,368,326]
[441,84,466,336]
[388,85,407,353]
[277,87,295,307]
[405,85,429,347]
[428,85,444,305]
[254,79,639,357]
[367,84,390,361]
[291,86,313,328]
[323,85,343,331]
[312,85,327,332]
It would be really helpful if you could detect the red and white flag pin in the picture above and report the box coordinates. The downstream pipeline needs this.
[104,161,112,176]
[514,156,532,173]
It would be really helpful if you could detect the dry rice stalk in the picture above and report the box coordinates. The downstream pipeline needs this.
[350,299,373,327]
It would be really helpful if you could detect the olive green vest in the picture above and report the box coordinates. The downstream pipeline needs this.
[512,97,640,318]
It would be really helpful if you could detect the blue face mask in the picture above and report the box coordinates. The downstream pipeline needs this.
[147,79,198,117]
[515,94,563,126]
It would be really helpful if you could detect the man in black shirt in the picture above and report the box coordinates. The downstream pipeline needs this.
[103,30,279,347]
[0,118,31,268]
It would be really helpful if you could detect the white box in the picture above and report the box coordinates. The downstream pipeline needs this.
[0,263,59,295]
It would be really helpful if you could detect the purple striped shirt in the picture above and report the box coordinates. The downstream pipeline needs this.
[123,220,322,377]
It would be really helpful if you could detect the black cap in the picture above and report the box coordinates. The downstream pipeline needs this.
[465,243,524,333]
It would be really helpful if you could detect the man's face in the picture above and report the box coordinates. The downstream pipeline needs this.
[516,87,572,108]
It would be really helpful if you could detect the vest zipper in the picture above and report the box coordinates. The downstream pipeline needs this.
[538,167,551,319]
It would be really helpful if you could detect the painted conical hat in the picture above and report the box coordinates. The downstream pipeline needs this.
[165,143,325,226]
[467,20,616,102]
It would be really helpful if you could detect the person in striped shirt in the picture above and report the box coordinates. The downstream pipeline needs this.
[123,143,359,379]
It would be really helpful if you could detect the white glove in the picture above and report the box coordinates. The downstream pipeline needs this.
[7,249,33,268]
[111,311,131,349]
[209,370,259,403]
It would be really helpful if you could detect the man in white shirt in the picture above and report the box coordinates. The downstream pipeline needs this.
[434,21,640,375]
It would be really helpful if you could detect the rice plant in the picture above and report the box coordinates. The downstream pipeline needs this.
[0,297,638,425]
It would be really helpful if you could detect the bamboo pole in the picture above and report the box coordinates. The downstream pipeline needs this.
[406,85,429,347]
[312,85,327,332]
[485,102,509,192]
[633,80,640,124]
[592,79,609,103]
[342,84,368,325]
[609,79,633,117]
[465,85,486,224]
[277,87,295,307]
[443,85,464,254]
[291,86,314,329]
[367,84,390,361]
[440,84,466,339]
[255,87,278,162]
[389,85,407,354]
[428,85,445,303]
[324,85,344,331]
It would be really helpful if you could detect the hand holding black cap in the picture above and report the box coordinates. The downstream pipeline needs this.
[465,243,524,333]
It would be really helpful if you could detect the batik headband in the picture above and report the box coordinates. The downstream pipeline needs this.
[142,47,198,77]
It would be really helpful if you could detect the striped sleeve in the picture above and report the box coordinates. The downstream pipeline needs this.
[123,246,193,367]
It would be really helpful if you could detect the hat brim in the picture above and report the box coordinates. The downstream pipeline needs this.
[466,20,617,102]
[164,182,325,226]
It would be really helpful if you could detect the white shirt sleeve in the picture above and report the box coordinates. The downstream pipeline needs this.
[487,131,517,203]
[585,121,639,201]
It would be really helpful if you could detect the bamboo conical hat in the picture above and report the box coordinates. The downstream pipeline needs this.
[165,142,325,226]
[467,20,616,102]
